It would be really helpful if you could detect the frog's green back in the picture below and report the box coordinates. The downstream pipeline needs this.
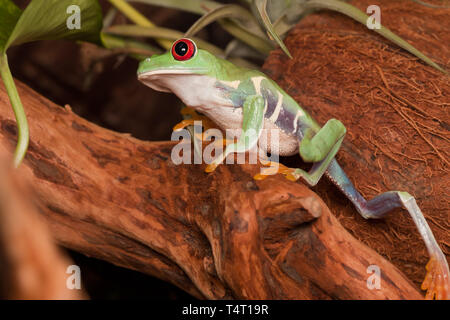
[211,55,320,136]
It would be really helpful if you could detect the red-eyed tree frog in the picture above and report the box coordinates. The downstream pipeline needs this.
[137,38,449,299]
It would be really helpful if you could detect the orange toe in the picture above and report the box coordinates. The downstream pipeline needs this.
[253,173,268,180]
[253,162,300,182]
[254,166,279,180]
[176,107,218,131]
[173,119,196,131]
[421,257,450,300]
[205,163,219,173]
[284,173,299,182]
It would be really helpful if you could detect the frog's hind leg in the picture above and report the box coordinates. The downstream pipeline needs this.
[326,159,449,300]
[255,119,347,183]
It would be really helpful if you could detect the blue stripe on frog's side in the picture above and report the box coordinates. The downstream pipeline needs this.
[215,76,320,141]
[253,77,320,140]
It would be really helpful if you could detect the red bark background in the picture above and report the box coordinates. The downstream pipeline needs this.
[263,0,449,287]
[1,0,448,299]
[0,79,423,299]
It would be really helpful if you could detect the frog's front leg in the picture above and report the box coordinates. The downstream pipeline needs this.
[172,106,217,132]
[205,95,265,173]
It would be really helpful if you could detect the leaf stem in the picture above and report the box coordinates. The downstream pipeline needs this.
[108,0,172,50]
[0,53,29,168]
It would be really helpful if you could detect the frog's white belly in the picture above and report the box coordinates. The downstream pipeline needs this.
[143,73,231,108]
[139,72,299,155]
[201,106,299,156]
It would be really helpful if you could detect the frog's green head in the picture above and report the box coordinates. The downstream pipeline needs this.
[137,38,221,92]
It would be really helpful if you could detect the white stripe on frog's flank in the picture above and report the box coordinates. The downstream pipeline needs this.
[269,91,283,123]
[263,97,268,115]
[221,80,241,89]
[251,76,266,95]
[292,110,303,133]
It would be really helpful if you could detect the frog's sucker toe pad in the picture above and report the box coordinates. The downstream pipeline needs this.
[421,256,450,300]
[174,107,217,132]
[205,163,219,173]
[173,119,195,131]
[253,162,299,181]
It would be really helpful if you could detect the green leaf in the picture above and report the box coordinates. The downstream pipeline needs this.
[0,0,21,51]
[105,24,224,56]
[185,4,265,37]
[104,24,257,68]
[304,0,447,74]
[0,0,103,167]
[101,32,162,59]
[218,19,273,55]
[185,4,273,54]
[225,39,265,62]
[411,0,450,8]
[254,0,293,58]
[132,0,268,43]
[0,52,28,168]
[5,0,103,50]
[129,0,223,15]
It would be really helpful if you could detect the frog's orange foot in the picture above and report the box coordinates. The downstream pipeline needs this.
[253,161,299,182]
[180,106,197,117]
[179,107,216,131]
[421,256,450,300]
[205,163,219,173]
[173,119,196,131]
[172,119,218,132]
[194,133,234,147]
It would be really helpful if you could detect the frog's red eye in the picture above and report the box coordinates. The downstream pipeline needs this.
[172,38,196,61]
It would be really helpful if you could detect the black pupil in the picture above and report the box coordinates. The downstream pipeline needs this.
[175,41,188,56]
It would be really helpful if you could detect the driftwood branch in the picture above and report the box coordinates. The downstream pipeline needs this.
[263,0,449,287]
[0,80,422,299]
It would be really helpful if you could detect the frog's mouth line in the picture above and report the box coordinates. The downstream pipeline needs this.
[137,69,210,93]
[137,68,208,79]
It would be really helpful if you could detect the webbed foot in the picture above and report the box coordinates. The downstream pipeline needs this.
[421,255,450,300]
[204,139,235,173]
[253,161,300,181]
[172,107,216,132]
[205,163,219,173]
[173,119,197,132]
